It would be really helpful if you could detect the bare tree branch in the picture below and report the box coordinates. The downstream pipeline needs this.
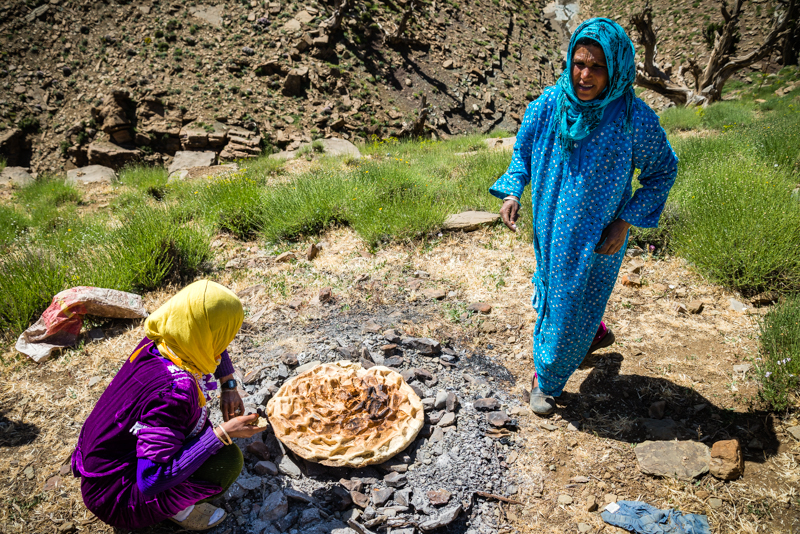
[388,0,418,44]
[322,0,355,35]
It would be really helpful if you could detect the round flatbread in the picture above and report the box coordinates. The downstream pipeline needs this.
[266,360,424,467]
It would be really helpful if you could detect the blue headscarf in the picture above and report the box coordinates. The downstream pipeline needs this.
[552,18,637,160]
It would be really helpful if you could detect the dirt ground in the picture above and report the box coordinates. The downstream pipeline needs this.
[1,225,799,534]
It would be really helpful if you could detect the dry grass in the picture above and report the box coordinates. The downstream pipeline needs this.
[1,225,797,533]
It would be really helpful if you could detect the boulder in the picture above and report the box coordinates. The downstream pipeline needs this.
[219,126,262,160]
[91,90,134,142]
[709,439,744,480]
[635,440,710,481]
[66,165,117,184]
[283,66,309,96]
[484,137,516,150]
[87,141,140,169]
[443,211,500,232]
[189,5,224,28]
[0,167,34,187]
[168,151,217,174]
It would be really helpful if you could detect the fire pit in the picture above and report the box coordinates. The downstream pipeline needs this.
[266,361,425,467]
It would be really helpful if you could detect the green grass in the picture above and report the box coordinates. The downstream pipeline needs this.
[0,207,211,338]
[0,156,6,173]
[659,106,702,132]
[118,165,169,200]
[756,296,800,412]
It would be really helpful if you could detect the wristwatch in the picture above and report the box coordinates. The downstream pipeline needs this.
[220,379,237,391]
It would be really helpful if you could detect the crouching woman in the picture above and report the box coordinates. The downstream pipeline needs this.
[72,280,266,531]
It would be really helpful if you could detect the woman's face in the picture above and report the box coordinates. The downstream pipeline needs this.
[572,44,609,101]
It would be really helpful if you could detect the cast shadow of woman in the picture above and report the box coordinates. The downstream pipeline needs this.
[557,352,780,463]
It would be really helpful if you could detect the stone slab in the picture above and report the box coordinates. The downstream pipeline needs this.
[635,440,710,481]
[66,165,117,184]
[442,211,500,232]
[0,166,34,187]
[168,150,217,174]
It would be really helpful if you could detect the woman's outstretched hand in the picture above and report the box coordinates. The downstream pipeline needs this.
[220,413,267,439]
[500,199,520,232]
[595,219,632,255]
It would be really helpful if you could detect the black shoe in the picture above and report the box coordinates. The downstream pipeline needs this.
[529,384,556,415]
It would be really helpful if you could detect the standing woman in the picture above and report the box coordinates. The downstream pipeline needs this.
[72,280,266,530]
[490,19,678,415]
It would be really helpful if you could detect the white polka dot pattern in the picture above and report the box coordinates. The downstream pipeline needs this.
[489,87,678,396]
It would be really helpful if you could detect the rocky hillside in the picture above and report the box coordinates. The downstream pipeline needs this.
[0,0,785,175]
[0,0,564,174]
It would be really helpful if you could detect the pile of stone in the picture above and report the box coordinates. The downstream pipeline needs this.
[210,322,524,534]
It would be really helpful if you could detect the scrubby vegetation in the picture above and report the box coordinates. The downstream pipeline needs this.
[1,74,799,410]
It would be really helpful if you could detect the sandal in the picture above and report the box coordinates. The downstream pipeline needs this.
[168,503,226,531]
[529,372,556,416]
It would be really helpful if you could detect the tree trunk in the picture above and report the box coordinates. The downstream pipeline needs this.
[778,0,799,65]
[629,0,795,106]
[388,0,418,44]
[323,0,355,35]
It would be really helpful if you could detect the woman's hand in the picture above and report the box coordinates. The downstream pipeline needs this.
[500,199,520,232]
[220,388,245,422]
[595,219,632,255]
[219,413,267,439]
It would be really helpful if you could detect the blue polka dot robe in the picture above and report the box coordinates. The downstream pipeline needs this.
[490,87,678,396]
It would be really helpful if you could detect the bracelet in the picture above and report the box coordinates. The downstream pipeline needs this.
[215,425,233,446]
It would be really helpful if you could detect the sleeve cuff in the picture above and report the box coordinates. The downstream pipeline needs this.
[214,350,235,379]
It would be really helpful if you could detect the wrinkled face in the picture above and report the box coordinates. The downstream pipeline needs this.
[571,44,609,101]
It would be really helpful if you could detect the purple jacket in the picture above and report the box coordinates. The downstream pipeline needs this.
[72,338,235,529]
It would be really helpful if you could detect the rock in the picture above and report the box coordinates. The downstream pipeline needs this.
[540,422,558,432]
[558,494,573,505]
[709,439,744,480]
[635,440,710,481]
[401,337,441,356]
[259,491,289,521]
[384,329,401,343]
[446,392,458,412]
[473,398,501,411]
[318,287,333,303]
[709,498,723,509]
[283,18,302,31]
[306,243,320,260]
[422,289,446,300]
[750,291,779,306]
[604,494,618,505]
[671,302,688,314]
[328,486,352,510]
[282,353,299,366]
[340,478,364,493]
[640,418,679,440]
[434,390,448,410]
[572,476,590,483]
[381,344,398,356]
[443,59,454,69]
[168,150,216,173]
[312,138,361,158]
[283,66,309,96]
[66,165,117,184]
[371,487,394,507]
[687,300,705,314]
[189,5,224,28]
[578,523,592,533]
[438,412,456,427]
[729,298,747,313]
[648,401,666,420]
[383,356,403,367]
[296,360,321,374]
[427,489,451,506]
[487,411,510,427]
[254,460,278,476]
[788,425,800,441]
[276,455,303,478]
[87,141,140,169]
[483,137,516,150]
[384,472,407,488]
[480,322,498,333]
[351,491,369,508]
[467,303,492,314]
[0,166,34,187]
[585,495,598,512]
[442,211,500,232]
[418,504,461,531]
[247,441,271,461]
[276,251,295,263]
[621,274,642,288]
[733,363,752,380]
[237,475,262,491]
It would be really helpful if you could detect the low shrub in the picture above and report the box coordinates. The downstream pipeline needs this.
[699,101,753,130]
[756,296,800,412]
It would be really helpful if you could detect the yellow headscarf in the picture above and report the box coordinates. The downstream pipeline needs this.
[141,280,243,406]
